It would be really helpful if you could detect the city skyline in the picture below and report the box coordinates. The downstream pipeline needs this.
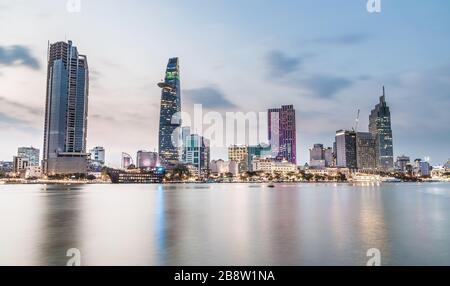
[1,1,450,166]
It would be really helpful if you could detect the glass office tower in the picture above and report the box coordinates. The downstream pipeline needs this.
[42,40,89,175]
[158,58,181,165]
[369,86,394,170]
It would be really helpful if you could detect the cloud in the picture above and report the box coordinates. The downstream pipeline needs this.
[0,45,41,70]
[265,50,305,77]
[0,96,42,116]
[0,112,28,126]
[184,86,237,109]
[301,75,354,99]
[91,114,117,122]
[313,33,370,45]
[264,50,355,98]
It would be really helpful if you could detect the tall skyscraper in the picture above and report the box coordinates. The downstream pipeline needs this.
[17,147,40,167]
[356,132,377,170]
[158,58,181,166]
[369,86,394,170]
[335,130,357,169]
[268,105,297,164]
[42,40,89,175]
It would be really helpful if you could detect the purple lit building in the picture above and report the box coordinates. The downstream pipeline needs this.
[268,105,297,164]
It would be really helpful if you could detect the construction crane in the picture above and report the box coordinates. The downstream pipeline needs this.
[353,109,361,133]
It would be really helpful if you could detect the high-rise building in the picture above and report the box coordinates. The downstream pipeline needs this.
[17,147,40,167]
[90,146,105,165]
[369,86,394,170]
[42,40,89,175]
[158,58,181,166]
[396,155,410,172]
[356,132,377,170]
[268,105,297,164]
[324,147,334,167]
[136,151,159,169]
[183,134,210,176]
[335,130,357,169]
[228,145,248,173]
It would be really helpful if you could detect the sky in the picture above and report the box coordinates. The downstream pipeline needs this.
[0,0,449,167]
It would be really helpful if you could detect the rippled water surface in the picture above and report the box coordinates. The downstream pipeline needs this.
[1,183,450,266]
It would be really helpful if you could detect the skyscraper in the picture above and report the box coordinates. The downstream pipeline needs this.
[158,58,181,166]
[42,40,89,175]
[268,105,297,164]
[356,132,377,170]
[335,130,357,169]
[369,86,394,170]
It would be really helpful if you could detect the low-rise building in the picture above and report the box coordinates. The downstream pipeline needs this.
[25,166,42,179]
[13,156,29,174]
[252,158,297,174]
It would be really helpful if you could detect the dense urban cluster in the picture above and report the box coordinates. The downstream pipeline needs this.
[1,40,449,184]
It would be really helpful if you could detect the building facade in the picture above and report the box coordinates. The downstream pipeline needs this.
[335,130,357,170]
[268,105,297,164]
[309,144,334,169]
[396,155,411,172]
[13,156,29,173]
[121,152,133,170]
[210,159,230,175]
[228,145,248,173]
[247,144,272,171]
[90,146,105,165]
[369,86,394,170]
[42,40,89,175]
[158,58,181,165]
[136,151,159,169]
[18,147,40,167]
[183,134,210,176]
[252,158,297,174]
[356,132,377,170]
[414,159,430,177]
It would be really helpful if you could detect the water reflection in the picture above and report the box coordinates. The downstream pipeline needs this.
[1,183,450,265]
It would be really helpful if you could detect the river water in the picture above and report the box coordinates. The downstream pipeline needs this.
[0,183,449,266]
